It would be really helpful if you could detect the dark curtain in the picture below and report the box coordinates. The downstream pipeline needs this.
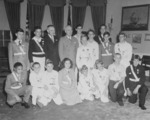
[67,4,71,26]
[71,0,87,29]
[48,0,65,38]
[28,0,46,33]
[49,6,64,38]
[90,0,107,35]
[4,0,22,39]
[72,6,86,29]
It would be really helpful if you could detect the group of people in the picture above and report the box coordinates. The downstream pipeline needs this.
[4,24,148,110]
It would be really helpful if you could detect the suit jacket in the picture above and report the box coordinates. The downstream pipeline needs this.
[5,71,27,96]
[58,36,79,66]
[8,41,29,72]
[44,35,60,69]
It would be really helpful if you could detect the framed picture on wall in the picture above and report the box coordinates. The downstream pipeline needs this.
[121,5,149,31]
[145,33,150,41]
[132,33,142,43]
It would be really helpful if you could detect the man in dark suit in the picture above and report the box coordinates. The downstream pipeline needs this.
[44,25,60,71]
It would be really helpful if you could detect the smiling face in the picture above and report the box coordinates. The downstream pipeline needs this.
[64,60,71,69]
[114,54,121,64]
[100,26,106,34]
[14,66,23,74]
[46,63,54,72]
[103,34,110,43]
[97,63,104,70]
[33,64,41,73]
[133,59,139,67]
[34,29,42,37]
[119,34,126,43]
[81,36,88,46]
[76,26,83,34]
[81,69,88,76]
[65,26,72,36]
[47,26,55,36]
[16,31,24,40]
[88,31,95,39]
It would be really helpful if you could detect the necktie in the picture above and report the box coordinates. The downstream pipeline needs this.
[51,36,54,42]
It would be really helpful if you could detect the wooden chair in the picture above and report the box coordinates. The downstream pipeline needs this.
[141,55,150,80]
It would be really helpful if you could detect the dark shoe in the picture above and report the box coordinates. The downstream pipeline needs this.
[6,103,13,108]
[139,105,146,110]
[8,104,13,108]
[118,101,124,106]
[21,102,30,109]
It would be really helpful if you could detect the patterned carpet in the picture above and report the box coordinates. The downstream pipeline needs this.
[0,77,150,120]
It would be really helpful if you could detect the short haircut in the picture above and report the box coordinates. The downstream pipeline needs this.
[60,58,73,69]
[46,59,54,65]
[34,26,41,32]
[15,28,24,33]
[88,29,95,35]
[65,25,72,30]
[47,25,54,28]
[103,31,110,36]
[95,59,103,69]
[76,24,83,29]
[119,32,126,37]
[14,62,23,69]
[100,24,107,29]
[132,54,141,61]
[81,34,88,39]
[32,62,40,68]
[115,53,121,58]
[80,65,88,72]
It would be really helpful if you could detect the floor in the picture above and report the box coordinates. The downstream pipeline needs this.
[0,78,150,120]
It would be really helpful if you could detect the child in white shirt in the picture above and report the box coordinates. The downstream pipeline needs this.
[42,60,63,105]
[92,59,109,103]
[29,62,45,107]
[78,65,98,101]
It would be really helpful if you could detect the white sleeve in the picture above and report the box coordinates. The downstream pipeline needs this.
[114,44,119,53]
[95,43,99,60]
[76,48,81,69]
[29,73,43,87]
[125,44,133,62]
[54,71,59,89]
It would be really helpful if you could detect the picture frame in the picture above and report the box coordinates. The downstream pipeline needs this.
[132,33,142,43]
[145,33,150,41]
[121,5,149,31]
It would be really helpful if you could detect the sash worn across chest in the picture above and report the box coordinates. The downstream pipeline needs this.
[14,44,26,56]
[11,72,22,89]
[101,42,112,56]
[129,65,140,82]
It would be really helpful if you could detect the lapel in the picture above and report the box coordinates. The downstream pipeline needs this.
[48,35,58,44]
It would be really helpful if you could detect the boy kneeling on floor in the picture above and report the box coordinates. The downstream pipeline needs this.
[5,62,31,108]
[125,55,148,110]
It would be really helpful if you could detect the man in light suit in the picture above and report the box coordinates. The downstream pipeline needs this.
[44,25,60,71]
[59,25,79,68]
[8,28,29,72]
[5,62,31,108]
